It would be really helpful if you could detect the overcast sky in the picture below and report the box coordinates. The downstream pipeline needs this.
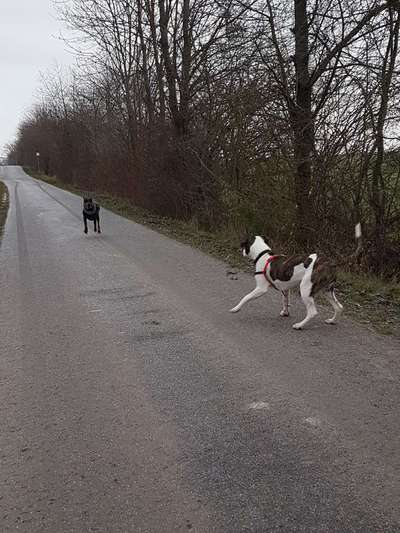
[0,0,75,157]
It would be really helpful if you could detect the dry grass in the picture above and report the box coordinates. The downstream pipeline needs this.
[0,181,9,244]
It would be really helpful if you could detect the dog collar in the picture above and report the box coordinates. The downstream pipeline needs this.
[253,249,272,265]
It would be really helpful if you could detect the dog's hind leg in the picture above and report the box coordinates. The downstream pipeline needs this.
[230,278,269,313]
[280,290,290,317]
[293,278,318,330]
[324,288,343,324]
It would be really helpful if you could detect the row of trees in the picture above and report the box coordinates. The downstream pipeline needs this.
[8,0,400,276]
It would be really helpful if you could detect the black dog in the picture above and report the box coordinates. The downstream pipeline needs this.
[83,198,101,234]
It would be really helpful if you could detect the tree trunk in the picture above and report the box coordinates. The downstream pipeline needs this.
[293,0,314,248]
[179,0,191,135]
[145,0,166,123]
[371,7,400,272]
[158,0,182,133]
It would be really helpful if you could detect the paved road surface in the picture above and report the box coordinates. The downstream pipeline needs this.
[1,166,400,532]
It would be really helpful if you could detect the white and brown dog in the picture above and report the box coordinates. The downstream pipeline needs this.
[230,225,362,330]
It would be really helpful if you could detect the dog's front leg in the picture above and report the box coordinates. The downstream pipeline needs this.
[97,216,101,234]
[280,290,290,317]
[83,214,88,234]
[230,281,269,313]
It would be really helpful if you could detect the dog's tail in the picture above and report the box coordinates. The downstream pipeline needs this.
[336,223,363,267]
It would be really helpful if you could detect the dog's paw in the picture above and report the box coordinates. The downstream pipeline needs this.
[84,228,88,234]
[280,310,290,317]
[292,322,303,330]
[325,318,336,325]
[230,307,240,313]
[97,230,101,234]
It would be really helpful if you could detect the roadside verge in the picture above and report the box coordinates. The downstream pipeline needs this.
[0,181,9,246]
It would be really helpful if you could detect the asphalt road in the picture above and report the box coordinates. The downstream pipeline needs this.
[1,166,400,533]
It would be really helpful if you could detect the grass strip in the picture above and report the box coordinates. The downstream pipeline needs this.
[0,181,9,245]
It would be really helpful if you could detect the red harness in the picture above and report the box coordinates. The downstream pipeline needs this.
[255,254,279,290]
[262,255,277,276]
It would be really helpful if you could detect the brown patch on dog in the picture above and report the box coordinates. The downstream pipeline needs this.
[269,255,310,282]
[310,257,337,296]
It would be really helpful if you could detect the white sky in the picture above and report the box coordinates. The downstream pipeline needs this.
[0,0,75,157]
